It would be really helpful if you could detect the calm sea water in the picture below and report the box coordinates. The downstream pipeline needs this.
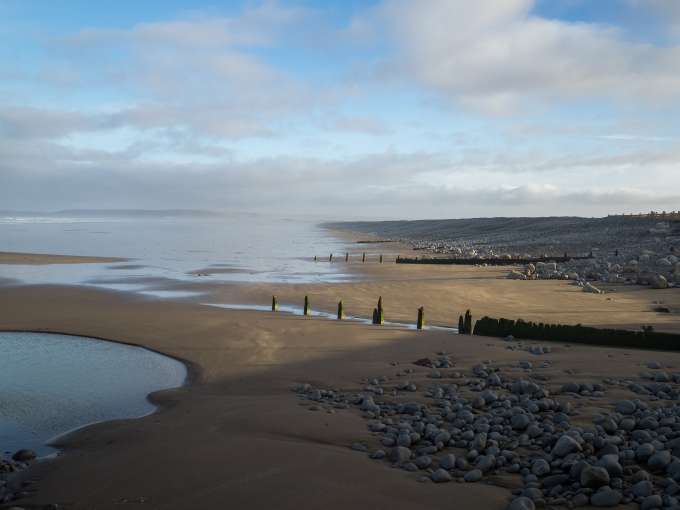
[0,214,354,294]
[0,332,187,457]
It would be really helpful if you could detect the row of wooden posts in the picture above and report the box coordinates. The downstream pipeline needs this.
[270,294,471,332]
[314,253,384,263]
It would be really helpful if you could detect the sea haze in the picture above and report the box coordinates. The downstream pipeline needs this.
[0,211,355,294]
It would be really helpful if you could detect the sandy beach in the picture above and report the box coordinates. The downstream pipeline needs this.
[1,249,679,509]
[0,252,126,265]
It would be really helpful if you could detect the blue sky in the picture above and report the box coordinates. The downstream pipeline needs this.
[1,0,680,218]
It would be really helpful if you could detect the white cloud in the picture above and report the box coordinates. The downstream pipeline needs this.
[380,0,680,113]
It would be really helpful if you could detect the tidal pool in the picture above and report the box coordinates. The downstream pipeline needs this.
[0,332,187,457]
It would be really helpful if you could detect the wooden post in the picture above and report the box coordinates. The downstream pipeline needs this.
[377,296,384,325]
[272,295,278,312]
[329,253,333,263]
[362,252,366,263]
[304,295,310,316]
[337,300,344,320]
[345,252,349,262]
[458,315,464,333]
[417,307,425,330]
[372,308,379,325]
[379,254,383,264]
[314,256,317,262]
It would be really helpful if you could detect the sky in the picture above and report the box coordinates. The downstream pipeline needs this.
[1,0,680,219]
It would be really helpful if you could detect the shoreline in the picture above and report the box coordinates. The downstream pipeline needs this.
[1,244,680,508]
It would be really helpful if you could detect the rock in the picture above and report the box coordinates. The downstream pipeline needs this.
[511,414,531,430]
[369,450,386,460]
[351,442,368,452]
[476,454,495,472]
[415,455,432,469]
[439,454,456,470]
[636,443,656,461]
[11,449,36,462]
[640,494,663,510]
[552,434,581,457]
[507,496,535,510]
[597,455,623,478]
[590,488,622,507]
[431,468,452,483]
[572,493,589,507]
[580,466,610,488]
[389,446,412,464]
[561,382,580,393]
[632,480,654,498]
[531,459,550,477]
[651,274,669,289]
[614,400,636,415]
[648,450,671,471]
[464,469,483,482]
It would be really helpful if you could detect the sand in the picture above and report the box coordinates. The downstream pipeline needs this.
[1,252,679,509]
[0,251,126,265]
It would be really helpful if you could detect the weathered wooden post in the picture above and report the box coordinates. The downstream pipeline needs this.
[458,315,464,333]
[329,253,333,263]
[464,310,472,335]
[304,295,310,316]
[379,254,383,264]
[377,296,384,325]
[337,300,344,320]
[345,252,349,262]
[372,307,379,324]
[417,307,425,330]
[314,256,317,262]
[362,252,366,263]
[272,295,278,312]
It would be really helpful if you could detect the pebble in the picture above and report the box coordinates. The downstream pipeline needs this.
[507,496,535,510]
[464,469,483,482]
[431,468,452,483]
[590,488,622,507]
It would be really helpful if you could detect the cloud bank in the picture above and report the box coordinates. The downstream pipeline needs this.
[1,0,679,218]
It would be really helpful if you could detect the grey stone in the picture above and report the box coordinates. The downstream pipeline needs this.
[369,450,386,460]
[511,414,531,430]
[590,488,622,507]
[431,468,452,483]
[439,453,456,470]
[597,455,623,478]
[614,400,637,415]
[640,494,663,510]
[552,434,581,457]
[507,496,535,510]
[464,469,483,482]
[531,459,550,477]
[580,466,610,488]
[648,450,671,471]
[572,493,589,507]
[415,455,432,469]
[389,446,412,464]
[632,480,654,498]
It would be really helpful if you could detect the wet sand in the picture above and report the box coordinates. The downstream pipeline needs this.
[1,252,680,509]
[0,251,126,265]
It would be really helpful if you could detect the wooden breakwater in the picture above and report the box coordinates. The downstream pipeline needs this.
[395,255,591,266]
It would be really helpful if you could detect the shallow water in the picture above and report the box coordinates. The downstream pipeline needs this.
[0,332,187,457]
[0,214,360,295]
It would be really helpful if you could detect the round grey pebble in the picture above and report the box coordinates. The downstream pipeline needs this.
[431,468,452,483]
[464,469,483,482]
[590,488,622,507]
[507,496,535,510]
